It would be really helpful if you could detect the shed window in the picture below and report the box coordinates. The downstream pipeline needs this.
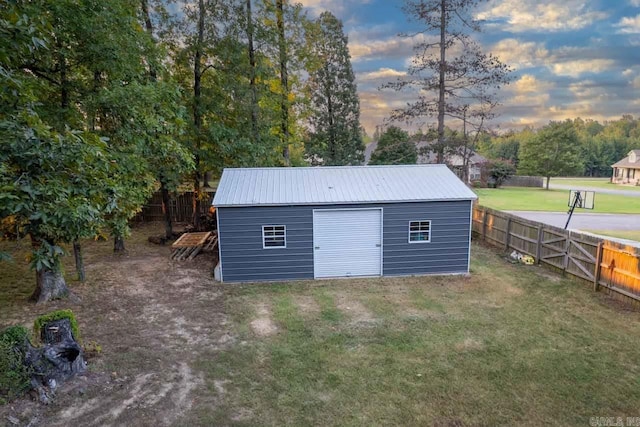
[262,225,286,248]
[409,221,431,243]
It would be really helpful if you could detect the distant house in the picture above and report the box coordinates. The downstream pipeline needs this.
[364,140,487,183]
[612,150,640,185]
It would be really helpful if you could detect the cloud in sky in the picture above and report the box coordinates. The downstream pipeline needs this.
[491,39,549,69]
[300,0,640,134]
[477,0,609,33]
[349,35,420,62]
[550,59,616,78]
[616,14,640,34]
[357,68,407,81]
[297,0,372,17]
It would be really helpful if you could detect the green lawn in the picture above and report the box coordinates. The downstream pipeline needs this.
[191,246,640,426]
[475,187,640,213]
[584,230,640,242]
[551,177,640,192]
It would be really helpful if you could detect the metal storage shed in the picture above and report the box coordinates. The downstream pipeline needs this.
[212,165,477,283]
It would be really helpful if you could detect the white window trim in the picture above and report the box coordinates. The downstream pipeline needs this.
[408,220,431,243]
[262,225,286,249]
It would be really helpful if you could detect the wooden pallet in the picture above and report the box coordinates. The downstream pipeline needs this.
[204,231,218,251]
[171,231,211,260]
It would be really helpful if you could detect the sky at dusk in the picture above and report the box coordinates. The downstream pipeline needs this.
[298,0,640,135]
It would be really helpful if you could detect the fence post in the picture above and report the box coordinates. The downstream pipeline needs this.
[505,217,512,251]
[593,241,603,292]
[482,208,488,241]
[536,225,543,265]
[562,231,570,276]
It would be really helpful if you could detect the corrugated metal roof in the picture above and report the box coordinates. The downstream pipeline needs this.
[213,165,477,207]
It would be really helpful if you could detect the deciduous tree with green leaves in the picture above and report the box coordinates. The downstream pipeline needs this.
[1,116,114,302]
[1,0,192,300]
[519,120,583,190]
[1,2,113,300]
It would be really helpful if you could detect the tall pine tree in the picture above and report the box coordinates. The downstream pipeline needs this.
[305,12,363,166]
[384,0,512,164]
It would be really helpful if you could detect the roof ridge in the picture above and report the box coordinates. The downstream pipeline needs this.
[221,164,448,171]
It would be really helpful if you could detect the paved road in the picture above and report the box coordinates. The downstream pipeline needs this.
[505,211,640,231]
[549,183,640,198]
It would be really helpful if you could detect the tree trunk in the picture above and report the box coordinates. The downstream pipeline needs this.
[461,109,469,183]
[160,180,173,240]
[114,236,126,253]
[436,0,446,164]
[276,0,290,166]
[326,78,336,163]
[192,0,205,230]
[141,0,157,81]
[73,241,85,283]
[246,0,260,146]
[32,268,69,304]
[546,176,550,190]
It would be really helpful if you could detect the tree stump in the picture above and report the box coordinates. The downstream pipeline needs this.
[24,318,86,404]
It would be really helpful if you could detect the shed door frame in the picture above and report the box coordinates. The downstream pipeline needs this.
[312,207,384,279]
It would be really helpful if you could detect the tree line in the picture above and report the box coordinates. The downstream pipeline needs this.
[0,0,363,301]
[477,116,640,188]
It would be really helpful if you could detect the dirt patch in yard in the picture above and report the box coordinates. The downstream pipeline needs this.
[0,223,231,426]
[250,303,278,336]
[335,294,376,323]
[292,295,321,318]
[454,338,485,352]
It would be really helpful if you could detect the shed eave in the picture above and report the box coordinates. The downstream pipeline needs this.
[213,196,478,208]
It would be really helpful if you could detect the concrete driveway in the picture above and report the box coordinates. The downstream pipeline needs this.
[505,211,640,231]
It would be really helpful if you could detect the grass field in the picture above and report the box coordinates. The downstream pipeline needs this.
[584,230,640,242]
[475,187,640,213]
[551,177,640,192]
[3,226,640,425]
[193,247,640,426]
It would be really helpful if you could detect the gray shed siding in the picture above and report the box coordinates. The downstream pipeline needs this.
[217,200,472,282]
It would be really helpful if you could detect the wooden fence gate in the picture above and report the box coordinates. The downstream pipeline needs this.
[473,206,640,305]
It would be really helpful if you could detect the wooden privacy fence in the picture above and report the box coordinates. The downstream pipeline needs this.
[473,206,640,304]
[134,191,214,223]
[503,175,543,187]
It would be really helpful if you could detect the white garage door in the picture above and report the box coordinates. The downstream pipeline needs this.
[313,209,382,278]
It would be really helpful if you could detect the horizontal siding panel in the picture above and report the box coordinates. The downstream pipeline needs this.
[222,262,314,271]
[222,253,312,261]
[384,252,469,261]
[218,242,312,250]
[383,240,470,248]
[225,272,315,282]
[385,266,468,275]
[383,211,471,219]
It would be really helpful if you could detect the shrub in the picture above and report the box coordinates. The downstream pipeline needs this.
[33,309,80,343]
[0,326,32,404]
[483,160,516,188]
